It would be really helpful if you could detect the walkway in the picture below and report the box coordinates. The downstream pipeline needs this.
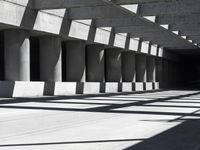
[0,90,200,150]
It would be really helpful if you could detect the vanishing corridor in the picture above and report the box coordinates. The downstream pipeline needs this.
[0,90,200,150]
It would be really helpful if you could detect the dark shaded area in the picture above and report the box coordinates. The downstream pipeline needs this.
[135,54,146,82]
[65,40,85,82]
[126,120,200,150]
[62,42,66,81]
[0,31,4,80]
[86,45,105,82]
[30,37,40,81]
[121,51,135,82]
[105,48,122,82]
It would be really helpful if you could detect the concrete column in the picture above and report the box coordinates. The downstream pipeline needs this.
[122,51,136,82]
[4,30,30,81]
[0,31,4,80]
[40,36,62,82]
[156,58,163,83]
[65,40,85,82]
[105,48,122,82]
[86,44,105,82]
[162,59,169,88]
[147,56,156,82]
[136,54,146,82]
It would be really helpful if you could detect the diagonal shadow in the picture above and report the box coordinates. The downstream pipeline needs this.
[0,138,145,147]
[0,89,165,105]
[125,119,200,150]
[0,91,199,118]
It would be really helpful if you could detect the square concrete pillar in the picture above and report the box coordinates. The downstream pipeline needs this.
[122,51,136,82]
[86,44,105,82]
[4,30,30,81]
[39,36,62,82]
[105,48,122,82]
[136,54,147,82]
[65,40,86,82]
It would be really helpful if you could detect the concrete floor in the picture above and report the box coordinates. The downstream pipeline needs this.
[0,90,200,150]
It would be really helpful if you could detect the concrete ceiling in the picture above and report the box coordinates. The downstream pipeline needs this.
[31,0,200,51]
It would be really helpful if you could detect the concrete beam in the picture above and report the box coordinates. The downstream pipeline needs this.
[69,6,132,19]
[140,1,200,16]
[95,18,146,27]
[157,14,200,25]
[115,26,156,33]
[33,0,184,9]
[33,0,106,9]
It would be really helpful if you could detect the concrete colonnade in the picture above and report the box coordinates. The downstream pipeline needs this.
[0,29,170,98]
[2,30,162,84]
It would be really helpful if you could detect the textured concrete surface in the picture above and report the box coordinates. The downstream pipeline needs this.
[0,90,200,150]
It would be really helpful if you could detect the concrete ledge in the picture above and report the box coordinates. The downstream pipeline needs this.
[0,81,160,97]
[44,82,84,96]
[135,82,144,91]
[122,83,133,92]
[145,82,153,90]
[154,82,160,90]
[105,82,121,93]
[0,81,44,97]
[83,82,101,94]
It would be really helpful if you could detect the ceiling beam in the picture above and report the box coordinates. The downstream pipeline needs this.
[95,18,146,27]
[32,0,192,9]
[33,0,106,9]
[139,1,200,16]
[115,26,156,33]
[157,14,200,25]
[68,6,132,19]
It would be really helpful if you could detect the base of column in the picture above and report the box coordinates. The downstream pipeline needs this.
[0,81,160,97]
[0,81,44,97]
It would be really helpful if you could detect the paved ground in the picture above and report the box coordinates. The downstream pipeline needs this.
[0,90,200,150]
